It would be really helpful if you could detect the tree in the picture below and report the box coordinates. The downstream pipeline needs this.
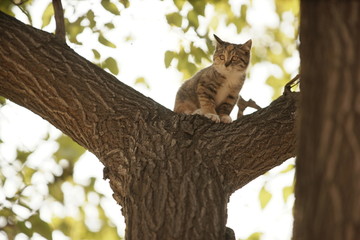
[293,1,360,239]
[0,0,299,239]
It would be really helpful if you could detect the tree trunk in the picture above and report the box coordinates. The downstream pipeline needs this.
[294,1,360,240]
[0,12,297,239]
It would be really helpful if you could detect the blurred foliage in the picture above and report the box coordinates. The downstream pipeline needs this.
[0,97,6,106]
[280,164,295,203]
[240,232,263,240]
[0,0,299,239]
[0,0,14,16]
[259,186,272,209]
[164,0,299,97]
[0,133,120,239]
[42,0,120,75]
[135,77,150,89]
[2,0,299,95]
[0,90,121,238]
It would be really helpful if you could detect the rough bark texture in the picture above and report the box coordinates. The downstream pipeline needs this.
[0,12,297,239]
[294,2,360,240]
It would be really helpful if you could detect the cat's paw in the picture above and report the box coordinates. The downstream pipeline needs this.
[192,109,203,115]
[220,115,232,123]
[204,113,220,123]
[192,110,220,123]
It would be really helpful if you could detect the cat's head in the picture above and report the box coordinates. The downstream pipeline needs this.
[213,34,252,73]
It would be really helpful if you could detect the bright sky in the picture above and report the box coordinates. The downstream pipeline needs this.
[0,0,298,239]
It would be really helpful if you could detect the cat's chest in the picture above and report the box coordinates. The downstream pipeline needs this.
[214,73,244,105]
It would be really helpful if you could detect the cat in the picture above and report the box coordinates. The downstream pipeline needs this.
[174,34,252,123]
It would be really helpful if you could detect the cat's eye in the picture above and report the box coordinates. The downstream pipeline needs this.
[232,56,239,61]
[219,55,225,60]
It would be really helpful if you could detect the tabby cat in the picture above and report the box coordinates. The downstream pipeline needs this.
[174,35,252,123]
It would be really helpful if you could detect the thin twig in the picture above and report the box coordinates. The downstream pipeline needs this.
[11,0,29,5]
[52,0,66,42]
[237,96,262,118]
[12,0,32,25]
[284,74,300,95]
[17,5,32,25]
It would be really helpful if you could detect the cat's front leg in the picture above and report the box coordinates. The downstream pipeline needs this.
[216,94,238,123]
[196,85,221,123]
[198,104,221,123]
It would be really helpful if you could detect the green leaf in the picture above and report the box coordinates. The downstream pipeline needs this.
[186,62,197,77]
[120,0,130,8]
[86,10,96,28]
[246,232,263,240]
[92,49,101,60]
[98,34,116,48]
[29,215,53,240]
[105,22,115,29]
[0,0,15,16]
[17,221,33,237]
[41,2,54,29]
[94,224,119,239]
[0,207,14,217]
[266,75,288,99]
[174,0,186,10]
[275,0,299,15]
[177,60,197,79]
[187,10,199,29]
[54,135,85,163]
[233,17,247,33]
[206,38,215,53]
[190,1,205,16]
[191,45,210,64]
[104,57,119,75]
[49,181,64,203]
[65,17,85,45]
[240,4,247,18]
[166,12,182,27]
[259,186,272,209]
[176,48,199,78]
[16,150,31,163]
[18,201,32,211]
[0,96,6,105]
[280,164,295,173]
[283,185,293,203]
[101,0,120,15]
[134,77,150,89]
[164,51,176,68]
[22,166,36,185]
[209,15,219,30]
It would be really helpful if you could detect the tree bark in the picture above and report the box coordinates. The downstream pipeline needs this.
[294,2,360,240]
[0,12,297,239]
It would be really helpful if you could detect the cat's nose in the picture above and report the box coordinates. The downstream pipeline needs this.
[225,61,231,67]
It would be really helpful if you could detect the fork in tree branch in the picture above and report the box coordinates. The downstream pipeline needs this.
[237,96,262,119]
[237,74,300,119]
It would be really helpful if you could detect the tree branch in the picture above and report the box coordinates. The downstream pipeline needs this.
[0,11,298,199]
[205,92,298,194]
[236,96,262,118]
[0,11,168,155]
[52,0,66,42]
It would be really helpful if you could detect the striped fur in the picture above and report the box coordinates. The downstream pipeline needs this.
[174,35,252,123]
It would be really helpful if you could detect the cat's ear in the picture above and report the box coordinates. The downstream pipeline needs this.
[242,39,252,51]
[214,34,225,46]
